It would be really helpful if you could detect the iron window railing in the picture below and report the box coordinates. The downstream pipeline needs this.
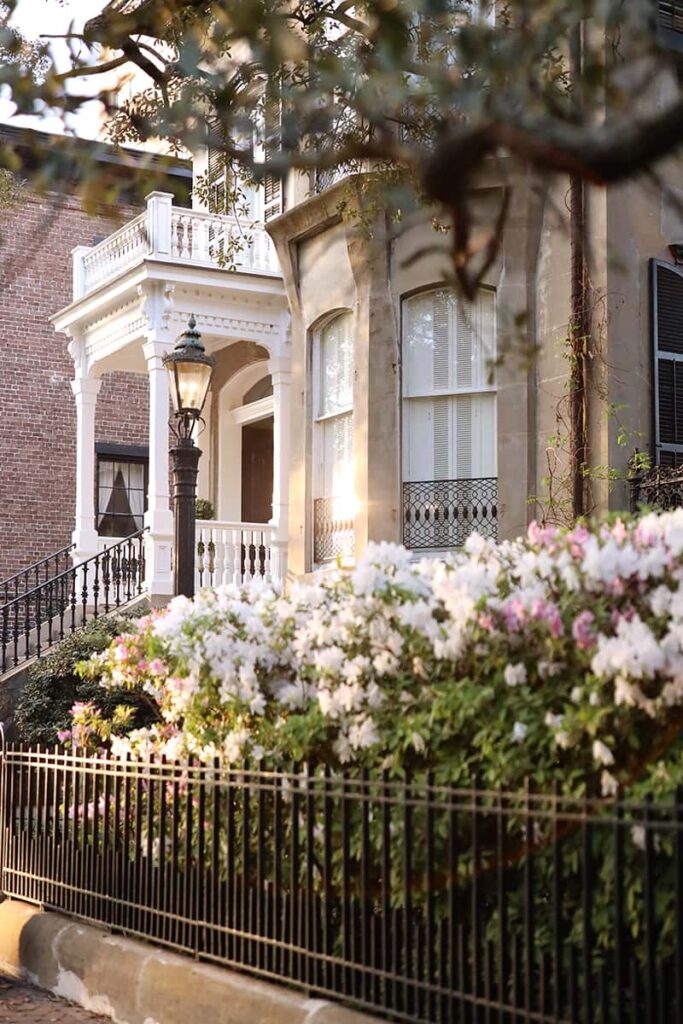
[313,496,355,563]
[2,747,683,1023]
[0,531,146,674]
[629,463,683,512]
[403,477,498,549]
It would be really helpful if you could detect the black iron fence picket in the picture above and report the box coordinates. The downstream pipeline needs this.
[0,532,146,674]
[1,745,683,1023]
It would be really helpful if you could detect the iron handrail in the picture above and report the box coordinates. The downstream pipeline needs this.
[0,542,75,602]
[0,530,147,674]
[0,532,145,615]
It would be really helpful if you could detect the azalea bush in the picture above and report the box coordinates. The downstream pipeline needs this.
[60,511,683,970]
[14,615,155,746]
[71,511,683,800]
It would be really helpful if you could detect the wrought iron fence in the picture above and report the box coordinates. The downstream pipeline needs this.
[629,464,683,513]
[0,543,74,606]
[0,532,146,674]
[313,497,355,564]
[2,745,683,1023]
[403,478,498,550]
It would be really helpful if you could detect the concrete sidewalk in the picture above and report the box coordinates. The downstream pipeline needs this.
[0,977,108,1024]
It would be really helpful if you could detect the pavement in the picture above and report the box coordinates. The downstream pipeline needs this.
[0,977,109,1023]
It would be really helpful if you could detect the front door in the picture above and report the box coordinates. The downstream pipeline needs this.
[241,417,274,522]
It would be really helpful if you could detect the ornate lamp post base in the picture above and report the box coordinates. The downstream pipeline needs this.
[171,437,201,598]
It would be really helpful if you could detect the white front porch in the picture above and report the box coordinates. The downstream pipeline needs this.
[52,191,291,599]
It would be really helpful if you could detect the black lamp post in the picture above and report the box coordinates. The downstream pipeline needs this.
[163,314,216,598]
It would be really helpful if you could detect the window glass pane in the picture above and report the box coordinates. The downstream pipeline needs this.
[97,457,148,537]
[322,411,354,497]
[320,313,353,415]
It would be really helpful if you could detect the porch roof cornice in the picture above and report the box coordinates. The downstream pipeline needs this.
[51,256,287,336]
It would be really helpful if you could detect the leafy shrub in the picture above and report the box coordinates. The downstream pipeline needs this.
[73,511,683,801]
[14,616,157,746]
[195,498,215,520]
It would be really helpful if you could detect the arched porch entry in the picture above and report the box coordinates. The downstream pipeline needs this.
[195,340,290,587]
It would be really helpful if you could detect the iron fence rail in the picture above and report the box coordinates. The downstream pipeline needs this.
[2,746,683,1023]
[0,532,146,674]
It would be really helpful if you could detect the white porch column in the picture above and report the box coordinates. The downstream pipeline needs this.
[269,356,292,580]
[143,339,174,601]
[71,375,102,564]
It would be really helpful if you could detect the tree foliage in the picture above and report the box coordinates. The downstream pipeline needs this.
[0,1,681,291]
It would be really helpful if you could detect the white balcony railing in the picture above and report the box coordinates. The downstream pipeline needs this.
[195,520,278,589]
[73,192,280,299]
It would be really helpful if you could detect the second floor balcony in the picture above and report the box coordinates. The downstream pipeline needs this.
[72,191,280,300]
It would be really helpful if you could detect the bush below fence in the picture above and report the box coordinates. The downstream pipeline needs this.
[2,744,683,1024]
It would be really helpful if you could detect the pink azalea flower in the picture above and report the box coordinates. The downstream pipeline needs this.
[572,610,596,650]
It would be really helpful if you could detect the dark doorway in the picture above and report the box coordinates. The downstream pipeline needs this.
[241,417,274,522]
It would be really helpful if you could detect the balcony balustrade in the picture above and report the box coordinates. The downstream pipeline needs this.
[73,193,280,299]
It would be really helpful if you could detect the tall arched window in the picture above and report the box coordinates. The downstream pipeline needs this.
[402,287,497,548]
[313,311,355,562]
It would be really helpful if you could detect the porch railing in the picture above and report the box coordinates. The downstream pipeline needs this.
[403,477,498,550]
[195,521,276,588]
[0,531,146,675]
[0,542,74,605]
[3,746,683,1024]
[74,194,280,298]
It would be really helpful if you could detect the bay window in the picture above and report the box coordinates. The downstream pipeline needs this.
[402,287,498,548]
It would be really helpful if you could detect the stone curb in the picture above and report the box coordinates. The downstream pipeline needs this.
[0,900,384,1024]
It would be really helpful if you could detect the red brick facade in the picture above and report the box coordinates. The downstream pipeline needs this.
[0,155,187,582]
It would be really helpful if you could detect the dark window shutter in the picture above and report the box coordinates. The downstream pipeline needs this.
[652,259,683,465]
[263,98,283,222]
[658,1,683,52]
[206,119,229,212]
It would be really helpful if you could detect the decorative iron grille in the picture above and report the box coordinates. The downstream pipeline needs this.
[630,464,683,512]
[403,477,498,549]
[313,497,355,563]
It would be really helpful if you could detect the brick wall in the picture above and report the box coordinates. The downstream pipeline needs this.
[0,191,150,582]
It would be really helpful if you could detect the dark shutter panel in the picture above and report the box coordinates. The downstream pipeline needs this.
[263,98,283,222]
[206,118,228,212]
[653,259,683,465]
[658,1,683,51]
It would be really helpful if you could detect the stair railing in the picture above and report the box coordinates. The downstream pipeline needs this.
[0,531,146,675]
[0,543,75,605]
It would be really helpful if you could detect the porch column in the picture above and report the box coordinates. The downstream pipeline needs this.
[143,339,174,601]
[269,356,291,581]
[71,375,102,565]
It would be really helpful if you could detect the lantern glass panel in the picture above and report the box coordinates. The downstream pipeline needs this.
[168,359,213,415]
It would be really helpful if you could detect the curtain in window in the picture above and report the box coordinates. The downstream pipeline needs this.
[97,461,115,531]
[98,459,146,537]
